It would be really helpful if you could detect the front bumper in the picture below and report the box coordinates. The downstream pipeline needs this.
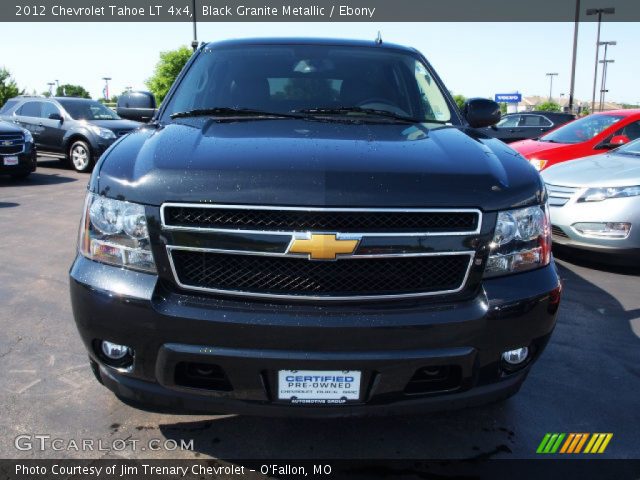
[0,144,37,175]
[70,256,561,416]
[549,198,640,263]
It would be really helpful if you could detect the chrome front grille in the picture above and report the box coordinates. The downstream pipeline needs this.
[161,204,481,301]
[546,183,581,207]
[0,133,25,156]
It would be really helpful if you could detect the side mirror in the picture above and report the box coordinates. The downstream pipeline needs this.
[598,134,630,150]
[116,91,157,123]
[463,98,501,128]
[48,112,63,121]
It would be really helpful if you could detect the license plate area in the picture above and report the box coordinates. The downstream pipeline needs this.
[277,370,361,405]
[3,156,19,166]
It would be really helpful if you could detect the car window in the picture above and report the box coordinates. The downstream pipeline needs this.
[57,100,120,120]
[18,101,43,117]
[41,102,61,119]
[162,45,453,123]
[496,115,519,128]
[520,115,552,127]
[0,99,19,115]
[540,114,623,144]
[615,120,640,142]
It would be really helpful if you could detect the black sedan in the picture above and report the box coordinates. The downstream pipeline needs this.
[484,111,576,143]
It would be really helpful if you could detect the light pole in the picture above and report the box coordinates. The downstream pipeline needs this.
[598,41,616,111]
[191,0,198,51]
[599,59,614,111]
[47,82,55,97]
[587,7,615,113]
[568,0,580,112]
[102,77,111,101]
[546,73,558,101]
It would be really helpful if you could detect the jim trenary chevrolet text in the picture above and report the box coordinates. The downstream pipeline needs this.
[69,38,561,416]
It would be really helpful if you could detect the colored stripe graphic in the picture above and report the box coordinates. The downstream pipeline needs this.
[538,433,612,454]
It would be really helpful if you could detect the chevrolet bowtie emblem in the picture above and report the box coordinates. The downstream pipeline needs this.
[2,140,13,146]
[288,234,359,260]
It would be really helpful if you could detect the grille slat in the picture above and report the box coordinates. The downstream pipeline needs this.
[546,183,580,207]
[170,250,471,299]
[163,206,479,233]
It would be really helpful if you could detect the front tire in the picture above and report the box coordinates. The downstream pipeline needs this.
[68,140,93,172]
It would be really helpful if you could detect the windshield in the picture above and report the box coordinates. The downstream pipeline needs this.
[58,100,120,120]
[162,45,453,123]
[540,114,622,144]
[617,138,640,156]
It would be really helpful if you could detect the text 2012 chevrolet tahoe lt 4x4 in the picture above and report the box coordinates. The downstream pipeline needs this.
[69,38,561,416]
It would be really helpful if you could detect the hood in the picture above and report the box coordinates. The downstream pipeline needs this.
[542,152,640,187]
[94,118,544,210]
[510,138,575,159]
[0,120,24,134]
[89,119,141,131]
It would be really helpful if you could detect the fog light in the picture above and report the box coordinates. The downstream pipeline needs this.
[572,222,631,239]
[502,347,529,366]
[101,341,130,360]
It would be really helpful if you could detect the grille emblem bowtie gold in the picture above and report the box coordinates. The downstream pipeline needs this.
[288,234,359,260]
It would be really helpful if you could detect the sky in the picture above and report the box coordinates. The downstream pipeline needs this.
[1,21,638,104]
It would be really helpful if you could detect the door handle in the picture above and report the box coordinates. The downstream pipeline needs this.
[38,122,44,127]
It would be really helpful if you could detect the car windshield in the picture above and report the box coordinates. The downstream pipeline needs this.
[539,114,622,144]
[162,44,453,124]
[616,138,640,156]
[58,99,120,120]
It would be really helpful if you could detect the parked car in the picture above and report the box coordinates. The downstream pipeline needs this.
[484,111,575,143]
[0,96,141,172]
[511,109,640,170]
[542,138,640,264]
[0,119,37,179]
[69,38,561,416]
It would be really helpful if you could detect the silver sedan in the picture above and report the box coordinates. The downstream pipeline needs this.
[541,139,640,264]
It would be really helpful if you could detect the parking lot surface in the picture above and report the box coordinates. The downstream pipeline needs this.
[1,159,639,460]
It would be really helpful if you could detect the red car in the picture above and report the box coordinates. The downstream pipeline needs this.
[511,109,640,171]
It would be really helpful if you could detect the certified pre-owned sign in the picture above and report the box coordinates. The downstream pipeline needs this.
[278,370,362,404]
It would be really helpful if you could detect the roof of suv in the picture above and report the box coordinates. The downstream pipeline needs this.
[204,37,417,53]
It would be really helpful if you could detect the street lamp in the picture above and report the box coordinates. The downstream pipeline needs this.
[568,0,581,112]
[47,82,55,97]
[598,41,616,111]
[191,0,198,51]
[586,7,615,113]
[102,77,112,101]
[546,73,558,101]
[599,59,615,111]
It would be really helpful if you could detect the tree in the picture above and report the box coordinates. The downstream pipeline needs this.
[537,101,561,112]
[56,84,91,98]
[498,102,507,114]
[146,46,192,104]
[452,94,466,111]
[0,67,23,108]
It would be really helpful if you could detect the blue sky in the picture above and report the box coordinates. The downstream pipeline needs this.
[1,21,638,104]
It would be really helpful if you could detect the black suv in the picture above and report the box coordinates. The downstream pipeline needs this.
[0,97,141,172]
[485,111,576,143]
[0,119,37,179]
[70,38,561,416]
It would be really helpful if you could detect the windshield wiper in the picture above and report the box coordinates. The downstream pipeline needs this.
[170,107,305,120]
[293,107,426,124]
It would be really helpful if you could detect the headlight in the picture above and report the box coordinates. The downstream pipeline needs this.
[88,125,116,139]
[484,204,551,278]
[78,193,156,273]
[21,128,33,143]
[529,159,548,171]
[577,186,640,202]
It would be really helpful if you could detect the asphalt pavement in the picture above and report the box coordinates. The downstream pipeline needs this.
[1,158,639,461]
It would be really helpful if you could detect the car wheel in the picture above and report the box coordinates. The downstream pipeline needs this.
[69,140,93,172]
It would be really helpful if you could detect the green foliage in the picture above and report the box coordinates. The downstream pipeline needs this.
[146,46,192,104]
[579,105,590,116]
[536,101,561,112]
[0,67,23,108]
[56,84,91,98]
[452,94,466,110]
[499,102,507,114]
